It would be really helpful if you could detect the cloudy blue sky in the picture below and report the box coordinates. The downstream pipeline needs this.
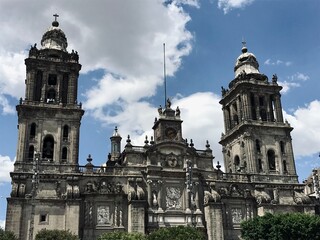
[0,0,319,228]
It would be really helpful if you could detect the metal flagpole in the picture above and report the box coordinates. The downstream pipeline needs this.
[163,43,167,107]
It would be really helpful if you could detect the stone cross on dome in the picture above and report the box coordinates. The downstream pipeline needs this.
[53,13,59,21]
[52,14,59,27]
[241,38,247,53]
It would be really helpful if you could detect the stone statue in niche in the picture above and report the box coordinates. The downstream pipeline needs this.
[152,191,158,207]
[97,206,110,225]
[166,187,182,210]
[204,184,221,204]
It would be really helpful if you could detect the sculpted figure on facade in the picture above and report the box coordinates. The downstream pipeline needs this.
[127,180,136,202]
[294,188,312,204]
[254,188,271,205]
[85,181,97,193]
[204,183,221,204]
[136,181,145,200]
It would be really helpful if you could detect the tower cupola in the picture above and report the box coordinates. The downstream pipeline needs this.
[234,42,259,77]
[110,126,122,160]
[41,14,68,51]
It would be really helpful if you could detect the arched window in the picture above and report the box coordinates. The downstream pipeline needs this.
[255,139,261,153]
[30,123,36,139]
[42,135,54,160]
[62,147,68,161]
[63,125,69,141]
[46,89,56,103]
[234,155,240,171]
[28,145,34,160]
[268,149,276,171]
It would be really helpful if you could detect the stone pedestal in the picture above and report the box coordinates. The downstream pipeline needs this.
[204,202,224,240]
[128,200,146,233]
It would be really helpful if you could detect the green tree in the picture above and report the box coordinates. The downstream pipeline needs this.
[35,229,78,240]
[97,231,146,240]
[241,213,320,240]
[147,226,205,240]
[0,227,18,240]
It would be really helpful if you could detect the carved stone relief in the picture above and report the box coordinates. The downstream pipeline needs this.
[97,206,110,225]
[231,208,242,224]
[166,187,182,210]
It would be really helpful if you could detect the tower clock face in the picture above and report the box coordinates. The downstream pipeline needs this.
[165,127,177,140]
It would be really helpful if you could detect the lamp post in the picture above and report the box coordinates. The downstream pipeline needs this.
[28,151,40,240]
[186,159,196,226]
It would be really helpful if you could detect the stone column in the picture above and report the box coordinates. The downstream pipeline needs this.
[157,181,163,211]
[26,70,35,101]
[265,94,272,121]
[222,107,231,131]
[275,140,283,174]
[244,137,254,173]
[147,180,152,208]
[71,123,80,165]
[286,138,297,175]
[236,97,242,122]
[274,94,284,122]
[244,92,252,120]
[16,121,26,162]
[255,95,261,120]
[204,203,224,240]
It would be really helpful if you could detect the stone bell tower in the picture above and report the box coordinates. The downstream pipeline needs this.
[219,42,298,182]
[15,15,83,170]
[6,15,84,239]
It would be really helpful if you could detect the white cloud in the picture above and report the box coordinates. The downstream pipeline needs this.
[264,58,292,66]
[0,95,15,115]
[173,92,224,156]
[278,81,300,94]
[0,51,26,114]
[276,72,309,94]
[0,155,14,184]
[290,72,309,81]
[0,0,195,117]
[284,100,320,157]
[217,0,255,14]
[79,1,195,121]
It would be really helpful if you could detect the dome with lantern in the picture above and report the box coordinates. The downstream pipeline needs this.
[234,42,260,78]
[41,15,68,52]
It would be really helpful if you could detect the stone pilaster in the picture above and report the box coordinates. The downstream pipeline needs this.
[128,200,145,233]
[204,202,224,240]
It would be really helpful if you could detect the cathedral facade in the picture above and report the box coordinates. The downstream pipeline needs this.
[5,18,315,240]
